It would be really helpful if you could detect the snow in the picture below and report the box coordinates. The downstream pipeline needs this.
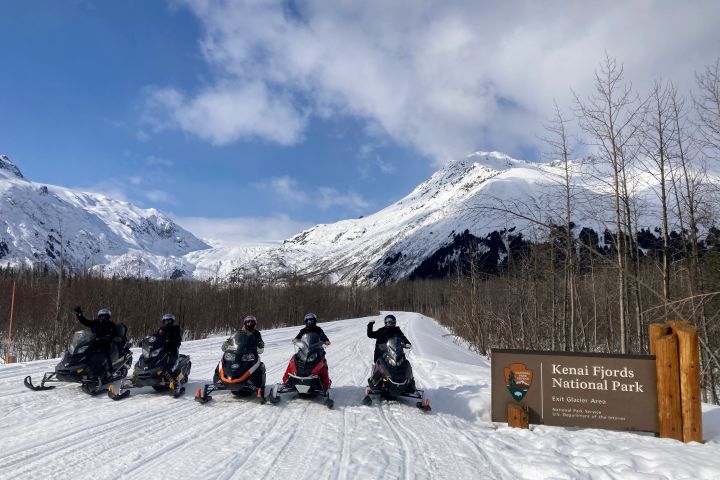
[1,312,719,479]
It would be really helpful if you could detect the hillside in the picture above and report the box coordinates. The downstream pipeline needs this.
[0,155,209,278]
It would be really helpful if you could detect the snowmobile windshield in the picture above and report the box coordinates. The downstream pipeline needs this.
[297,332,324,362]
[142,335,166,359]
[68,330,95,355]
[384,337,406,366]
[224,331,258,355]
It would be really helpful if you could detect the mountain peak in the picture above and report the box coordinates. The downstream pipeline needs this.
[0,155,25,179]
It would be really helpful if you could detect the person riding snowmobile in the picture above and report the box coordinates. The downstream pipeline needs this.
[270,312,332,405]
[74,306,121,372]
[368,314,411,362]
[293,313,331,346]
[154,313,182,364]
[222,314,266,397]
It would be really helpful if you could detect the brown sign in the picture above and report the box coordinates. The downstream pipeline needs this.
[491,349,659,433]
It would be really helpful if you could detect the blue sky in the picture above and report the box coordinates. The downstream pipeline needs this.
[1,1,718,245]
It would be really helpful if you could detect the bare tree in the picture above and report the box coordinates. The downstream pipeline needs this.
[639,80,675,306]
[574,54,646,353]
[695,58,720,153]
[543,100,577,350]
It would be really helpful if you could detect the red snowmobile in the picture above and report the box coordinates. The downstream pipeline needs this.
[269,332,333,408]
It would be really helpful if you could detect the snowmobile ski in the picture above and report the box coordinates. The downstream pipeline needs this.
[416,398,431,412]
[107,382,131,400]
[23,374,56,391]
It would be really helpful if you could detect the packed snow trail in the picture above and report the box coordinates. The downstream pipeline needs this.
[1,313,720,479]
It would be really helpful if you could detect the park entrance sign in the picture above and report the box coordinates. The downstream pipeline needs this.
[491,349,659,433]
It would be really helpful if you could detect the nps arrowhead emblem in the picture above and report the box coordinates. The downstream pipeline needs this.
[504,363,533,401]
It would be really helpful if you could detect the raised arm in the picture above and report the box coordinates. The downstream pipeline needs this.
[367,320,378,338]
[74,306,94,329]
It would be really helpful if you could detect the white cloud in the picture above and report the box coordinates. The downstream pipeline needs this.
[143,83,306,146]
[145,155,174,167]
[258,176,371,212]
[148,0,720,162]
[129,176,142,185]
[145,190,175,204]
[316,187,371,211]
[175,214,311,246]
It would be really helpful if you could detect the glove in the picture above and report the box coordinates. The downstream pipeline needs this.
[74,306,83,316]
[369,320,375,325]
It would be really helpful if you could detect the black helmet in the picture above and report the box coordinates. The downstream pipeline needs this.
[162,313,175,326]
[304,312,317,326]
[384,314,397,326]
[98,308,111,321]
[243,315,257,330]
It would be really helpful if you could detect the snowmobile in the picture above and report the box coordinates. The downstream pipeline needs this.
[107,334,191,400]
[269,332,333,408]
[361,337,430,411]
[24,328,133,395]
[195,331,266,404]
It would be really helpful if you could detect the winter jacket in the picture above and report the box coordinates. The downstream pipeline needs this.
[294,325,329,343]
[367,323,411,347]
[157,324,183,351]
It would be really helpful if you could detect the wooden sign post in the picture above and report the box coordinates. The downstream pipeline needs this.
[650,321,703,443]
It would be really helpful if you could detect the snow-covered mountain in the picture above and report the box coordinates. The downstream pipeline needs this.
[0,155,210,278]
[1,151,693,283]
[231,151,675,285]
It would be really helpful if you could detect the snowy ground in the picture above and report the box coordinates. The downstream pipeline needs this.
[1,313,719,480]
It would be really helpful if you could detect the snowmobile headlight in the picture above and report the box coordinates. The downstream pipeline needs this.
[76,345,89,354]
[306,353,318,362]
[224,352,235,361]
[231,363,240,369]
[386,357,397,367]
[240,353,256,362]
[151,348,162,358]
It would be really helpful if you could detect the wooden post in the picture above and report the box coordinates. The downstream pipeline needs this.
[648,323,669,356]
[654,333,683,441]
[672,323,703,443]
[5,281,16,364]
[507,403,529,429]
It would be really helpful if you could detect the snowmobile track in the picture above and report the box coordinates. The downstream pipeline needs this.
[3,313,720,480]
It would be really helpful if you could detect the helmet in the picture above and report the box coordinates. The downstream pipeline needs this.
[384,314,397,326]
[97,308,111,321]
[162,313,175,326]
[304,312,317,326]
[243,315,257,330]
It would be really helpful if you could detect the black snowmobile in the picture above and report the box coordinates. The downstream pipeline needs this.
[362,337,430,411]
[107,334,191,400]
[269,332,333,408]
[24,328,133,395]
[195,331,266,404]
